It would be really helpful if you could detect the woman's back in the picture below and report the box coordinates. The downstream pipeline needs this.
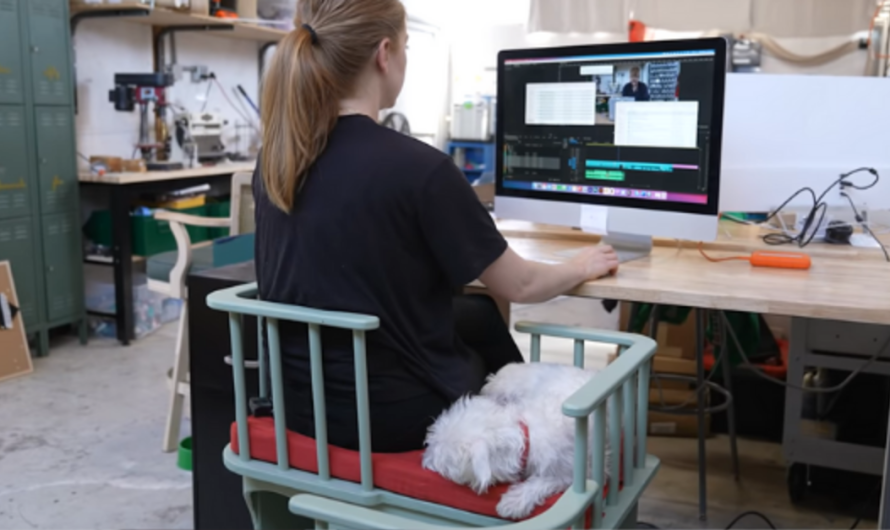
[254,115,507,407]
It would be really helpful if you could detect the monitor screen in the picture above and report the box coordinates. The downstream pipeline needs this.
[496,39,726,215]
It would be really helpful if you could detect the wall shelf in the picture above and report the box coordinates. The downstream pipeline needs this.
[69,2,288,42]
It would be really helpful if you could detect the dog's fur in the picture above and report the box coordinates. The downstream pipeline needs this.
[422,362,610,520]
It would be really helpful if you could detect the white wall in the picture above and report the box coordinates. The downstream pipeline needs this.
[73,19,262,171]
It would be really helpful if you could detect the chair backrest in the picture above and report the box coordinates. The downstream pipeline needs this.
[229,172,255,237]
[207,282,382,491]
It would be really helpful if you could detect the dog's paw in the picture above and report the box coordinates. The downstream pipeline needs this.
[496,486,537,520]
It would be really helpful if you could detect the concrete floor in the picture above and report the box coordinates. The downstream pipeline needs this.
[0,296,874,529]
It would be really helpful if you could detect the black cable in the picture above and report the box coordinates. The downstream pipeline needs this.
[200,77,213,112]
[724,510,778,530]
[762,168,880,249]
[841,190,890,262]
[722,311,890,393]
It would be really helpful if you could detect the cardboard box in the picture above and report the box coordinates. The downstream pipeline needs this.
[0,261,33,383]
[763,314,791,341]
[648,411,711,438]
[652,355,696,376]
[89,156,123,173]
[650,378,690,392]
[619,302,697,359]
[473,183,494,206]
[649,388,699,406]
[122,159,147,173]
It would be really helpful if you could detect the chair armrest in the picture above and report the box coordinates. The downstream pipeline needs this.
[154,209,231,228]
[289,485,600,530]
[513,322,657,418]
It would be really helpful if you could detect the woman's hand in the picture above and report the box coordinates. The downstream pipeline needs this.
[569,245,620,280]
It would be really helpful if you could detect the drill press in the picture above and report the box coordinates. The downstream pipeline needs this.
[108,72,182,170]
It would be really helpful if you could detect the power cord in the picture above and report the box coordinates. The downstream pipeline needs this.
[724,510,777,529]
[840,189,890,262]
[761,168,881,249]
[722,311,890,394]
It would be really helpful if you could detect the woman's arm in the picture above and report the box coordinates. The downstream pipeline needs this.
[479,245,619,304]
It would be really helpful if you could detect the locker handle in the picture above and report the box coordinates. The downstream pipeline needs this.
[224,355,259,370]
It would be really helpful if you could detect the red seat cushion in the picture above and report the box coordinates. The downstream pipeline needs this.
[231,417,615,521]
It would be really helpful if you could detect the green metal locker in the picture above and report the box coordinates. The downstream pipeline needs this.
[42,211,82,323]
[34,106,77,214]
[26,0,71,106]
[0,106,33,220]
[0,0,24,105]
[0,217,40,330]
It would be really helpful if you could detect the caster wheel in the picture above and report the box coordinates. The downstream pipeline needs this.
[787,463,808,503]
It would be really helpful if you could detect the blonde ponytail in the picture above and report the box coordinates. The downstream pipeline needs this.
[261,0,406,212]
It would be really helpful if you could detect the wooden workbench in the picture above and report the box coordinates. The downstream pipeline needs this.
[79,161,256,345]
[78,162,256,185]
[494,219,890,521]
[495,220,890,325]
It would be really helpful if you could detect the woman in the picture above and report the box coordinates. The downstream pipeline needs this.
[255,0,619,453]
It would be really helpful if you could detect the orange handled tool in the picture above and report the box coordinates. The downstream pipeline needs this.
[698,243,812,270]
[749,251,811,270]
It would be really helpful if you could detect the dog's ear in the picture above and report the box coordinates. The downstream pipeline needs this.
[470,440,493,494]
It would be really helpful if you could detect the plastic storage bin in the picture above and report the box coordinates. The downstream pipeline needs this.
[131,205,209,256]
[206,200,231,240]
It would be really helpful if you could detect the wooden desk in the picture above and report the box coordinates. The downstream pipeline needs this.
[79,162,255,344]
[497,221,890,521]
[497,220,890,325]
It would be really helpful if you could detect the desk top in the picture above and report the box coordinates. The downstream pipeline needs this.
[497,221,890,326]
[78,162,256,185]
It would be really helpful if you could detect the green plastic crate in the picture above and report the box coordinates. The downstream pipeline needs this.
[84,210,112,247]
[207,200,231,240]
[132,205,208,257]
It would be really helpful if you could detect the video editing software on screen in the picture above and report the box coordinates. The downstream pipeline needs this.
[501,49,716,206]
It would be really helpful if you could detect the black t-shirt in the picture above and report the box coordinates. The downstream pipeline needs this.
[254,115,508,403]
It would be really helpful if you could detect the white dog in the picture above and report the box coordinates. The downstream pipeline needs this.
[422,362,611,520]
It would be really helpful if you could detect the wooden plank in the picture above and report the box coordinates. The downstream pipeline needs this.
[78,162,255,185]
[69,2,287,42]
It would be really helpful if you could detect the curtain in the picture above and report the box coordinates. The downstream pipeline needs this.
[528,0,627,34]
[751,0,876,38]
[528,0,876,38]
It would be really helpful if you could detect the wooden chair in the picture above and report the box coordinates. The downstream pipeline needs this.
[150,171,255,453]
[206,282,660,529]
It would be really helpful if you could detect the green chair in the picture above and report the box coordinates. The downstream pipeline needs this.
[207,282,660,529]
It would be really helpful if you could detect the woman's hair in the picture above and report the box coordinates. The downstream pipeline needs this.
[261,0,406,212]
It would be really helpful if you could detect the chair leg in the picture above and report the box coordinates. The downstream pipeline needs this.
[245,488,314,530]
[163,303,189,453]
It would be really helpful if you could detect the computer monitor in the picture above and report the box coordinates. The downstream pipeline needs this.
[496,38,727,261]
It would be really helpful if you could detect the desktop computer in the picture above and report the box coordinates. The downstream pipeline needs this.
[495,38,728,261]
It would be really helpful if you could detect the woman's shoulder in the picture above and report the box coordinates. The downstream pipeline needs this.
[337,116,453,176]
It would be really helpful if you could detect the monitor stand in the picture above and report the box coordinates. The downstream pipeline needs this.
[600,232,653,263]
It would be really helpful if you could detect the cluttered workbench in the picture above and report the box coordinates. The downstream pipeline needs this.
[79,161,255,345]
